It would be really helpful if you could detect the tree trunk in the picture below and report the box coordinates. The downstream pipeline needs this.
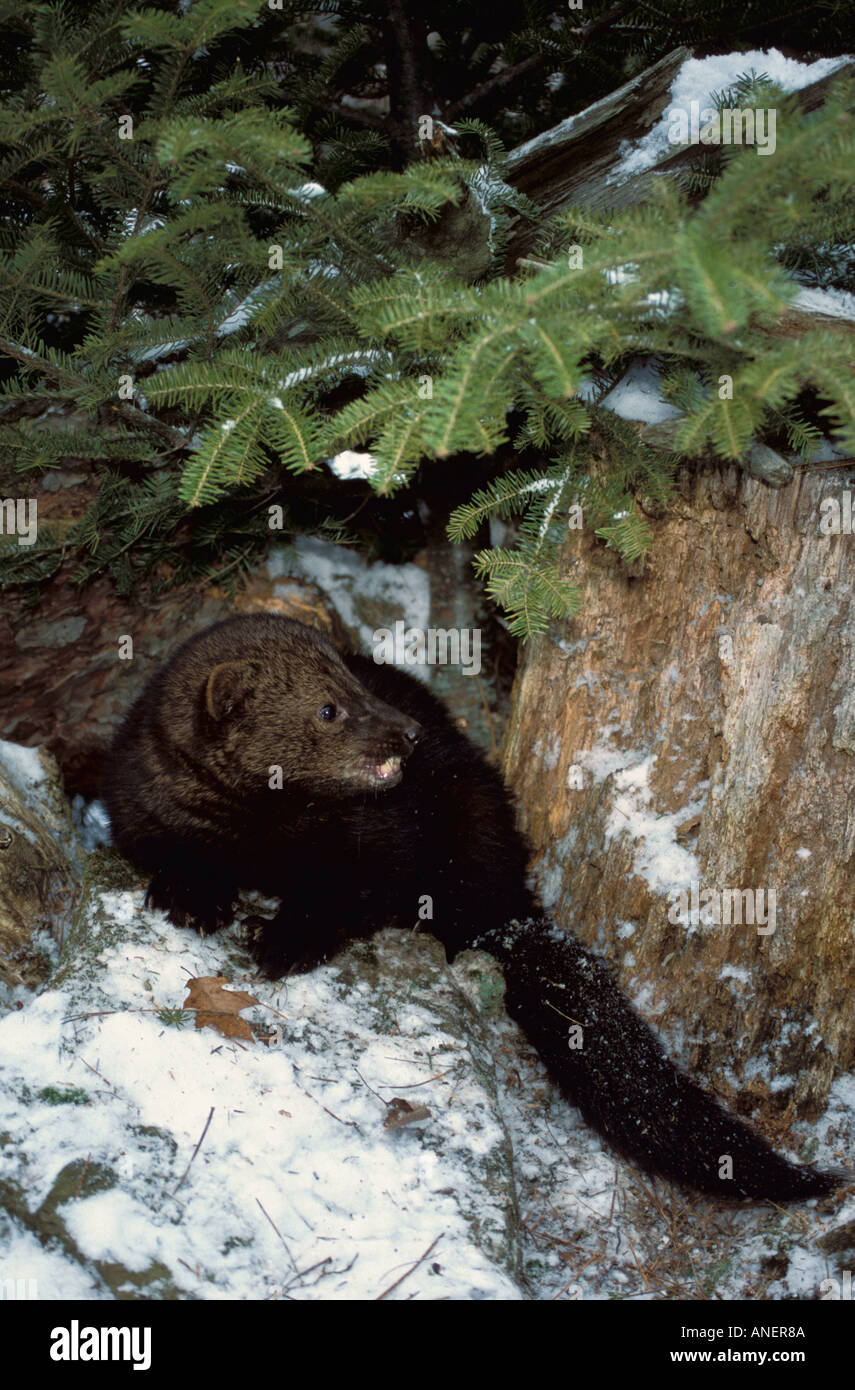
[502,462,855,1122]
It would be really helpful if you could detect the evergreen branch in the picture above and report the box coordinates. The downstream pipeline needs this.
[422,323,522,456]
[372,406,427,493]
[0,338,186,447]
[448,468,565,541]
[265,403,323,474]
[180,397,267,507]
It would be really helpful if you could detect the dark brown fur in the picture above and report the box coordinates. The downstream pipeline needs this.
[103,614,838,1200]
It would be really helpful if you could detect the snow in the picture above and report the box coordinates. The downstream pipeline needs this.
[506,109,584,168]
[71,796,112,853]
[122,211,166,238]
[509,50,848,178]
[131,336,192,364]
[133,299,387,370]
[0,740,47,790]
[606,757,703,896]
[0,741,77,861]
[570,743,706,898]
[645,288,680,315]
[0,1228,108,1301]
[614,50,850,179]
[328,450,378,481]
[0,900,521,1300]
[535,733,562,771]
[216,280,279,338]
[575,739,647,784]
[720,965,751,985]
[271,538,431,673]
[804,437,849,463]
[64,1192,164,1274]
[2,737,853,1301]
[793,286,855,323]
[278,350,391,393]
[599,359,681,425]
[501,983,855,1301]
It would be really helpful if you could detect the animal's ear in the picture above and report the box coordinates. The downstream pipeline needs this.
[204,661,257,721]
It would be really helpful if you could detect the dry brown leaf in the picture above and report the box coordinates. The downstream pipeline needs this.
[383,1098,432,1131]
[184,975,260,1041]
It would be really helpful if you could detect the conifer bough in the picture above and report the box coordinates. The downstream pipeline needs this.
[0,2,853,635]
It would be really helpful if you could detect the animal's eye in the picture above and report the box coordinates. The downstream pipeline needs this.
[319,703,337,722]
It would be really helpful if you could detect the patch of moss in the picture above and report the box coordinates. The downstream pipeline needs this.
[0,1166,182,1301]
[37,1086,90,1106]
[84,846,142,894]
[818,1220,855,1255]
[478,973,506,1017]
[38,1158,118,1217]
[51,848,142,987]
[702,1255,735,1297]
[135,1124,178,1157]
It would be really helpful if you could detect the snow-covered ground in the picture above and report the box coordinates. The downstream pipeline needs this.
[0,885,524,1301]
[1,724,853,1303]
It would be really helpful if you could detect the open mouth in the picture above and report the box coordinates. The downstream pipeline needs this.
[356,755,403,788]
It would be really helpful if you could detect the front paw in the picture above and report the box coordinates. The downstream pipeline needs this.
[245,915,330,979]
[146,873,235,935]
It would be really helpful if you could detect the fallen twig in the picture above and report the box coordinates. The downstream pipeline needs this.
[172,1106,215,1195]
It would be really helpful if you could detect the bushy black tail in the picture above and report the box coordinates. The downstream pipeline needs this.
[478,918,837,1201]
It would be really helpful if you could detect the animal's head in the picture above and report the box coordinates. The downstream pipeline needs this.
[190,617,421,798]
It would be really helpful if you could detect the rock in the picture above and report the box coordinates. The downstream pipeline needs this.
[638,416,685,452]
[276,536,431,658]
[641,422,796,490]
[743,443,794,488]
[281,536,498,751]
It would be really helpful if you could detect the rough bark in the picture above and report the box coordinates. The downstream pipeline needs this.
[502,51,855,268]
[0,745,78,988]
[502,461,855,1122]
